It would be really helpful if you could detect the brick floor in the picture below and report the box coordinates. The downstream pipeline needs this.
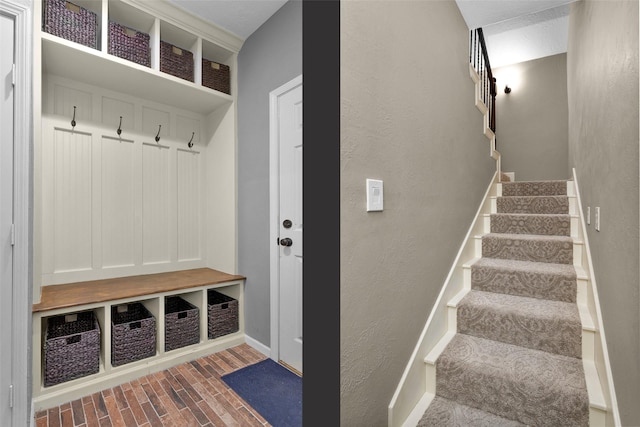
[35,344,273,426]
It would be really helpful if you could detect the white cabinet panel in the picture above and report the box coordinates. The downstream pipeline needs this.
[142,142,171,264]
[177,148,201,261]
[101,136,136,268]
[51,128,93,272]
[176,115,200,145]
[142,106,170,140]
[53,84,92,122]
[102,97,135,134]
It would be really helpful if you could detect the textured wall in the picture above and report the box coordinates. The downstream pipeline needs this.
[566,1,639,425]
[237,0,301,347]
[494,54,569,181]
[340,1,495,425]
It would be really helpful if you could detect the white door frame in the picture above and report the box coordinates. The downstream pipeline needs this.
[0,0,32,425]
[269,74,302,362]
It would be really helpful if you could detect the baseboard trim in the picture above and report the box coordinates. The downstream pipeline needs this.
[244,335,270,357]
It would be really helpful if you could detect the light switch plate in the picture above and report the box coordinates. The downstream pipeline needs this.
[586,207,590,225]
[366,179,383,212]
[595,207,600,231]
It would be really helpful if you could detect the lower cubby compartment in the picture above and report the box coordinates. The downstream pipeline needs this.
[111,302,156,366]
[207,289,239,339]
[43,310,101,387]
[165,295,200,351]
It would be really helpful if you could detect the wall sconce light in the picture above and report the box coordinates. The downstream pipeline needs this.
[504,85,512,94]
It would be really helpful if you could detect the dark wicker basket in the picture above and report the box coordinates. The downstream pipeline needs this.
[108,21,150,67]
[111,303,156,367]
[160,41,194,82]
[44,311,100,387]
[43,0,98,49]
[165,296,199,351]
[207,290,239,339]
[202,58,230,95]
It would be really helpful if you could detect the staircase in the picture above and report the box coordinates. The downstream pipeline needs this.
[420,179,597,425]
[388,176,614,426]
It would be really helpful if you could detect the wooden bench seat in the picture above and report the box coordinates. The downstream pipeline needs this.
[33,268,245,312]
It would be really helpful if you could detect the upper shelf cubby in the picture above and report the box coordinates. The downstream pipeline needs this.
[39,0,242,115]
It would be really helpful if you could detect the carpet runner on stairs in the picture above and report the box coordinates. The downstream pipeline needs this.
[419,180,590,426]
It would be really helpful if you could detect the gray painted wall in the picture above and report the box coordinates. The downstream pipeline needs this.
[567,1,639,425]
[340,1,495,425]
[494,54,569,181]
[237,0,301,347]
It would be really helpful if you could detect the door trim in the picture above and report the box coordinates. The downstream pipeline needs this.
[0,0,32,425]
[269,74,302,362]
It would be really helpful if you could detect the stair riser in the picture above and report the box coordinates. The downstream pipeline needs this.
[482,237,573,265]
[502,181,567,197]
[470,264,576,303]
[490,214,571,236]
[457,303,582,358]
[496,196,570,215]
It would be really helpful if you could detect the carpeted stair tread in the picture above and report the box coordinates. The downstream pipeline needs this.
[418,396,525,427]
[482,233,573,264]
[457,290,581,358]
[436,334,589,426]
[502,180,567,197]
[490,213,571,236]
[497,195,569,214]
[471,257,577,302]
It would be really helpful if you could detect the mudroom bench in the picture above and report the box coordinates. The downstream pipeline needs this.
[31,268,245,411]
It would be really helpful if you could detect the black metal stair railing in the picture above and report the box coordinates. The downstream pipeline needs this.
[470,28,496,133]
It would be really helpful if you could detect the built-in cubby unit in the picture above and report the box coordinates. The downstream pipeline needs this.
[33,0,245,410]
[32,269,245,410]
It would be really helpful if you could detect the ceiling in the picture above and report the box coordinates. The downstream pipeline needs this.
[455,0,576,68]
[165,0,573,68]
[166,0,289,40]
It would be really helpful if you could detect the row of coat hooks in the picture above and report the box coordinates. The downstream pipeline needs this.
[71,106,196,148]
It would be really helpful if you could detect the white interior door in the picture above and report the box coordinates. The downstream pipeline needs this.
[271,76,303,374]
[0,11,14,426]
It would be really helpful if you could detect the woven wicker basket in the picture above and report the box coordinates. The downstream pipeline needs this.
[44,311,100,387]
[207,290,239,339]
[111,303,156,367]
[202,58,230,95]
[165,296,199,351]
[108,21,150,67]
[43,0,98,49]
[160,41,194,82]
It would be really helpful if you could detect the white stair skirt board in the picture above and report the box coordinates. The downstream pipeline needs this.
[387,172,499,427]
[571,169,620,425]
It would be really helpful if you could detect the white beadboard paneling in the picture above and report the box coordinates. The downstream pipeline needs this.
[177,148,201,261]
[53,84,92,122]
[142,142,171,264]
[101,136,136,268]
[176,115,200,146]
[142,106,170,140]
[52,128,93,272]
[102,97,135,134]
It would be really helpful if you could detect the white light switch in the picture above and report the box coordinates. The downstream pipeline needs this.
[366,179,383,212]
[586,207,590,225]
[595,207,600,231]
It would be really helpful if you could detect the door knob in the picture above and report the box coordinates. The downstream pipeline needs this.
[280,238,293,247]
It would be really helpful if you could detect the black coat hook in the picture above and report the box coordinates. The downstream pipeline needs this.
[117,116,122,136]
[71,106,76,129]
[187,132,195,148]
[155,125,161,142]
